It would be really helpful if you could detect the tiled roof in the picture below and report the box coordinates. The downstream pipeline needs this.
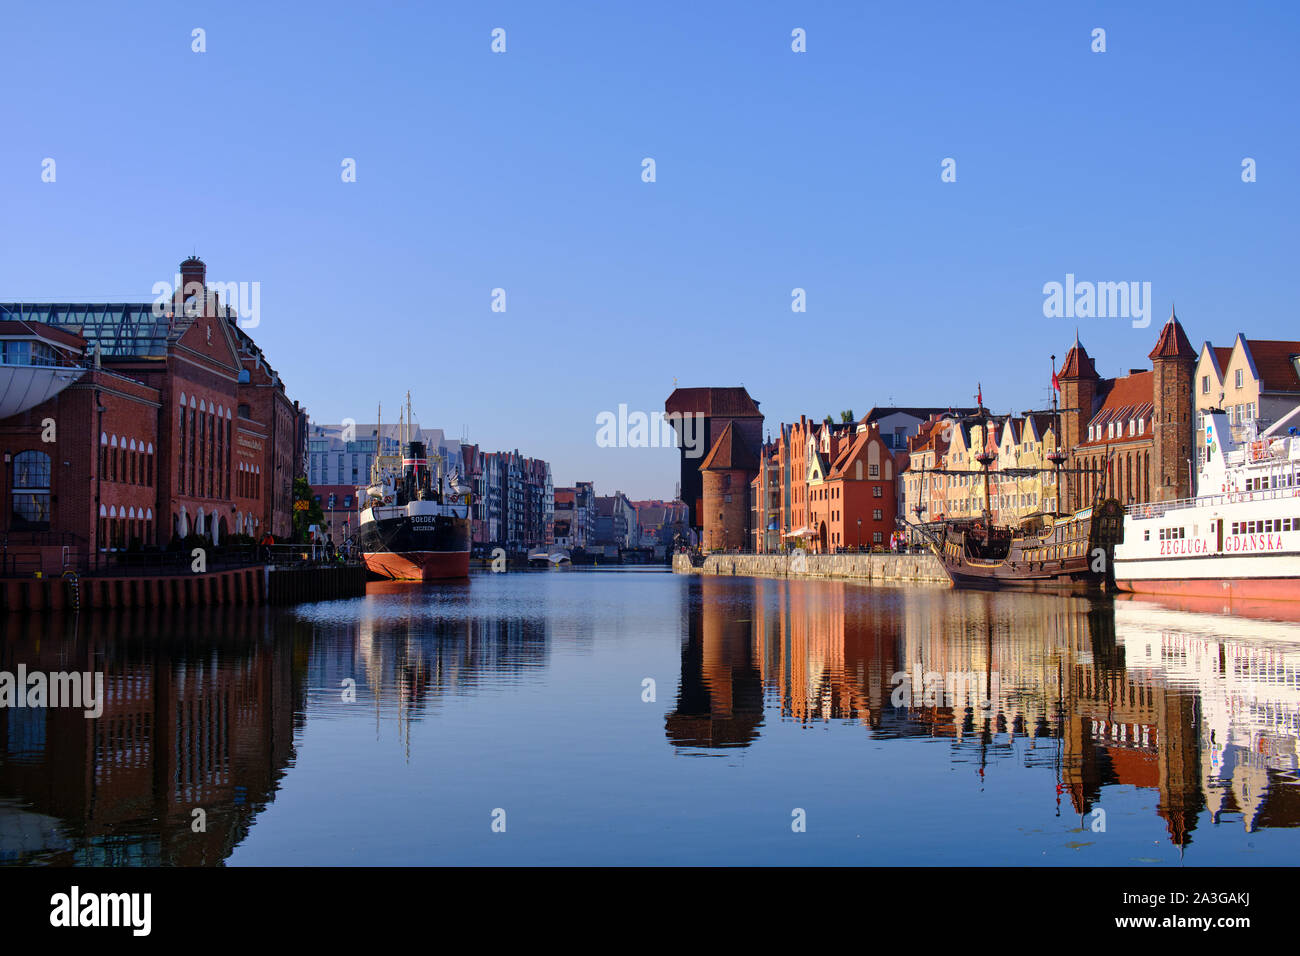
[1244,339,1300,392]
[1059,337,1096,379]
[1024,412,1057,440]
[700,420,759,471]
[861,405,977,424]
[1148,311,1196,360]
[665,386,761,417]
[1210,346,1232,373]
[1078,371,1154,447]
[826,428,884,480]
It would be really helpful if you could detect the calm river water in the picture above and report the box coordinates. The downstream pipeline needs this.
[3,568,1300,865]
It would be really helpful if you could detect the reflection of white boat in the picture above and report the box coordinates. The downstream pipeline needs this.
[1114,598,1300,826]
[528,548,571,567]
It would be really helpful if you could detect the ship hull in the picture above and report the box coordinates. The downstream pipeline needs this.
[934,499,1124,592]
[363,549,470,581]
[941,560,1100,591]
[1114,489,1300,603]
[1116,576,1300,601]
[357,504,470,582]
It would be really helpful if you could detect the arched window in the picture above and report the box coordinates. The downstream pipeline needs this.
[197,408,206,496]
[216,407,224,499]
[225,415,232,497]
[178,407,188,493]
[12,450,52,530]
[188,405,197,493]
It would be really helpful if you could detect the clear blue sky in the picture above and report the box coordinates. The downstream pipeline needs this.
[3,1,1296,498]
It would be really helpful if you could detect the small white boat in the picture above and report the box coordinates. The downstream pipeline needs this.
[528,548,571,567]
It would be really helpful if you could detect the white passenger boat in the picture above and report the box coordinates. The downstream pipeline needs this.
[1113,405,1300,601]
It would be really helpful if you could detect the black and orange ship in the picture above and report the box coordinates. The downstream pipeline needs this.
[356,397,471,581]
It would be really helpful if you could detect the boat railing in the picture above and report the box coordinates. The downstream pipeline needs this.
[1125,484,1300,519]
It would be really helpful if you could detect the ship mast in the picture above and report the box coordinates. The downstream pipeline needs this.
[1047,354,1067,514]
[973,384,996,524]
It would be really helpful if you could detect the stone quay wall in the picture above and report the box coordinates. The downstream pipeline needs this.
[672,552,950,585]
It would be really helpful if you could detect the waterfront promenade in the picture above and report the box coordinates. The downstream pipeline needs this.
[672,551,950,585]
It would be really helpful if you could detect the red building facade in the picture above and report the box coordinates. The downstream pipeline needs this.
[0,256,305,570]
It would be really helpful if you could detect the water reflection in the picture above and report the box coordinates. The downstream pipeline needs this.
[669,576,1300,848]
[298,583,552,753]
[3,572,1300,865]
[0,607,302,865]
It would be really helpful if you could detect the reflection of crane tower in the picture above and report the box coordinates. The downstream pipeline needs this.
[665,577,764,748]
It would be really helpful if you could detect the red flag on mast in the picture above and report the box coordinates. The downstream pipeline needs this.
[1052,369,1060,392]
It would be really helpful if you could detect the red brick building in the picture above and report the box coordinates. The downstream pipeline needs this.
[0,256,306,570]
[665,387,763,533]
[312,484,361,543]
[1058,310,1196,510]
[699,421,758,551]
[814,420,900,551]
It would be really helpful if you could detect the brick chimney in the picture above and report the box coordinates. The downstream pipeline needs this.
[178,256,207,316]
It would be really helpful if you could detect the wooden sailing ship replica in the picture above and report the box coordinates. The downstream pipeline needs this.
[911,370,1124,592]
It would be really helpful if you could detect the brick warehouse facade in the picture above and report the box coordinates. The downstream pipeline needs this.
[0,256,306,568]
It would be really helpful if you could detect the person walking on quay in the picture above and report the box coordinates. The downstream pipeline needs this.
[260,531,275,563]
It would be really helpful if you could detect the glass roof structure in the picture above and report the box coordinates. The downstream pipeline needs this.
[0,303,175,358]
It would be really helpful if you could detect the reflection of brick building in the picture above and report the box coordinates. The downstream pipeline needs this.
[0,607,300,864]
[0,256,306,567]
[665,576,764,748]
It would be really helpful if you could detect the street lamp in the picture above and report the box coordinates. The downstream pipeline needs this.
[856,516,862,551]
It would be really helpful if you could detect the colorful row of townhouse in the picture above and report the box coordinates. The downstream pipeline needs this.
[671,311,1300,554]
[902,311,1300,542]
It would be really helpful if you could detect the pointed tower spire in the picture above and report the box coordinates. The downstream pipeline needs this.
[1149,305,1195,359]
